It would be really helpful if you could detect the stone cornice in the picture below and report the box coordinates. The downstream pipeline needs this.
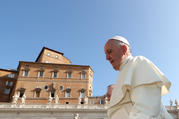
[0,104,108,112]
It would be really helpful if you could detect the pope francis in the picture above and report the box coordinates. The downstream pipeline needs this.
[104,36,173,119]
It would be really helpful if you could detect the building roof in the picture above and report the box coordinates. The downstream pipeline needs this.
[35,47,64,62]
[0,68,17,72]
[17,61,94,72]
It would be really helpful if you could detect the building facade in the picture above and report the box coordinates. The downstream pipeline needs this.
[0,47,105,105]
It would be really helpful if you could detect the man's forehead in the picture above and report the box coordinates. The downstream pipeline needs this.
[105,40,113,47]
[104,43,111,52]
[105,40,116,48]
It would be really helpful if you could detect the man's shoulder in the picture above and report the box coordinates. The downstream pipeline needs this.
[132,56,151,63]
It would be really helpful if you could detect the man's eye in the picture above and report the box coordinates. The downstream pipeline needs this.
[107,50,112,54]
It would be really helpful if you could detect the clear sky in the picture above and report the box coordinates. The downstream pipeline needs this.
[0,0,178,105]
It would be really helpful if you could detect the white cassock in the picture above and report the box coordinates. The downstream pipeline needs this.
[108,56,173,119]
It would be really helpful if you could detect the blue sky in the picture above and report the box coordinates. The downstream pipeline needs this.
[0,0,179,105]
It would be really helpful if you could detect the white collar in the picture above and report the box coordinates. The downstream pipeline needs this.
[119,56,133,70]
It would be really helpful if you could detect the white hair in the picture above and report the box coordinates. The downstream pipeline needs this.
[112,39,132,53]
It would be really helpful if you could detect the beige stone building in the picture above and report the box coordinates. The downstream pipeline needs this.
[0,47,105,105]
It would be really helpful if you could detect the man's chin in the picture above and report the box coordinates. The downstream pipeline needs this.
[113,66,119,71]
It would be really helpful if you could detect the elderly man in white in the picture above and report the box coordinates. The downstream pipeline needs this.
[104,36,173,119]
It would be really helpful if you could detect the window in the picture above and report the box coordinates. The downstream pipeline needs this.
[59,86,64,91]
[23,70,29,77]
[4,88,11,94]
[56,55,58,59]
[80,92,85,98]
[65,91,70,98]
[51,90,55,97]
[8,74,15,78]
[36,91,40,97]
[19,89,25,97]
[38,71,44,77]
[44,85,49,90]
[81,72,86,79]
[80,89,85,98]
[66,102,69,104]
[47,53,51,56]
[89,100,94,104]
[67,72,72,78]
[45,60,49,63]
[35,88,41,98]
[65,89,71,98]
[100,99,105,104]
[5,81,13,86]
[52,71,58,78]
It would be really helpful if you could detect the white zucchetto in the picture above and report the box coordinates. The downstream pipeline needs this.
[109,35,130,46]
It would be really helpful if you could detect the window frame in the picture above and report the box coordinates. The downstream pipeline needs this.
[5,81,13,86]
[38,71,44,78]
[4,88,11,94]
[67,72,72,78]
[89,100,94,104]
[23,70,29,77]
[65,89,71,98]
[100,99,105,104]
[8,74,15,78]
[81,72,86,79]
[52,71,58,78]
[80,91,85,98]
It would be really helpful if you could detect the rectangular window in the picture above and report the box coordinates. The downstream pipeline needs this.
[65,91,70,98]
[5,81,13,86]
[51,91,55,97]
[36,91,40,97]
[80,92,85,98]
[4,88,11,94]
[5,81,8,86]
[19,90,25,97]
[35,87,41,98]
[38,71,44,77]
[81,73,86,79]
[8,74,15,78]
[89,100,94,104]
[100,99,105,104]
[52,71,58,78]
[23,70,29,77]
[67,72,72,78]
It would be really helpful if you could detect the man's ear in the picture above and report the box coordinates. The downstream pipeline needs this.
[122,45,127,54]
